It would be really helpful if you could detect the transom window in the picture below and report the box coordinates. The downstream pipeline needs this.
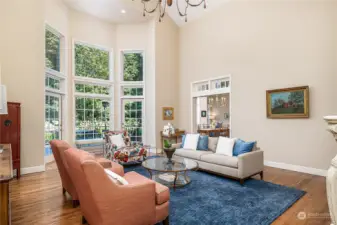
[75,43,110,80]
[122,52,144,82]
[75,83,109,95]
[45,29,60,72]
[74,41,113,142]
[45,77,60,90]
[122,87,144,97]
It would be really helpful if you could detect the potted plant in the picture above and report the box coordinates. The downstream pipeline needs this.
[163,140,176,163]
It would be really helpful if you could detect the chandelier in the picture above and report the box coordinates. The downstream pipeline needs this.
[136,0,207,22]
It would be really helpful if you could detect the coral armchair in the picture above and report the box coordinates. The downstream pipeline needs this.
[50,140,124,207]
[64,148,170,225]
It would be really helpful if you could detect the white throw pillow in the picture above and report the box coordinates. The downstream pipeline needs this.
[109,134,125,149]
[215,137,236,156]
[104,169,129,185]
[183,134,200,150]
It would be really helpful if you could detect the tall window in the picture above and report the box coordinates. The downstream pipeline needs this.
[74,42,113,142]
[120,51,145,143]
[45,26,66,161]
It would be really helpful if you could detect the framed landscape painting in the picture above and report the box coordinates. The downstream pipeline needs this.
[266,86,309,119]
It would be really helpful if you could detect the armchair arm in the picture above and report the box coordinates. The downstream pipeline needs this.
[102,179,156,224]
[97,157,112,168]
[105,161,124,177]
[82,160,156,224]
[238,150,264,179]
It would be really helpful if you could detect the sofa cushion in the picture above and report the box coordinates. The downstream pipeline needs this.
[200,154,238,168]
[180,135,186,148]
[208,137,218,153]
[183,134,200,150]
[197,135,209,151]
[216,137,236,156]
[233,139,256,156]
[124,171,169,205]
[174,148,212,160]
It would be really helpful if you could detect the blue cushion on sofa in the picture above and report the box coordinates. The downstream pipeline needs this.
[197,135,209,151]
[233,139,256,156]
[181,135,186,148]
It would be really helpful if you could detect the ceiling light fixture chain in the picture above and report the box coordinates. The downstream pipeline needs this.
[137,0,207,22]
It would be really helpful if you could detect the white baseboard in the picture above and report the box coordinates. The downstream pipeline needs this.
[264,160,327,177]
[21,165,46,175]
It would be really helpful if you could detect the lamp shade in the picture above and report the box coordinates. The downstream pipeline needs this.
[0,85,8,115]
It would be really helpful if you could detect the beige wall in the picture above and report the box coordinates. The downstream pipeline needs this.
[179,0,337,170]
[155,17,180,148]
[115,22,157,146]
[0,0,45,168]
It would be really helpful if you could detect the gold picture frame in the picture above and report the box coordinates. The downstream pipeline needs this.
[266,86,309,119]
[163,107,174,120]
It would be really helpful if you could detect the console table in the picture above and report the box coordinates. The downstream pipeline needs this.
[160,131,185,149]
[0,144,13,225]
[197,128,230,137]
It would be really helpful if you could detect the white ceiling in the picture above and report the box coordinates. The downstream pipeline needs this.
[62,0,229,26]
[62,0,150,24]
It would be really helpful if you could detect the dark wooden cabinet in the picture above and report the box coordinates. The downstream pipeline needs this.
[0,102,21,179]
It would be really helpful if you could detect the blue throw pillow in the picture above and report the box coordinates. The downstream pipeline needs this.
[181,135,186,148]
[197,135,209,151]
[233,139,256,156]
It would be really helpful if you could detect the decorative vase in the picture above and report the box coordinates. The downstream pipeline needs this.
[324,115,337,225]
[164,148,176,163]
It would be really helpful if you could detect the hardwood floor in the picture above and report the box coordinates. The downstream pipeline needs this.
[9,163,330,225]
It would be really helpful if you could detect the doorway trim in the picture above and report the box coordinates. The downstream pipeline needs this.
[190,75,232,137]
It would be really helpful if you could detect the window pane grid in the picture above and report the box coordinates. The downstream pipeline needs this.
[45,76,61,90]
[45,95,61,145]
[75,83,109,95]
[123,87,143,96]
[123,101,143,143]
[75,97,110,141]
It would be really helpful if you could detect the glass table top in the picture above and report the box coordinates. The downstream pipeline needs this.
[142,157,198,172]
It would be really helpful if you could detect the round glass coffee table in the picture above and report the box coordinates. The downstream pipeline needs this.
[142,157,198,190]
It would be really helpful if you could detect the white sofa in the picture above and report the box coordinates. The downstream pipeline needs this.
[172,137,264,184]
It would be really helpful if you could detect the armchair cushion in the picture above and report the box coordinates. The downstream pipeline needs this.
[109,134,126,149]
[124,171,170,205]
[104,169,129,185]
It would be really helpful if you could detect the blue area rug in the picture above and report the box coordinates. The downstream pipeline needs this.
[124,162,305,225]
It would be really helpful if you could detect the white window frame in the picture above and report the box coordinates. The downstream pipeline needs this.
[120,50,145,84]
[72,40,114,145]
[190,75,232,136]
[44,24,68,152]
[119,50,146,143]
